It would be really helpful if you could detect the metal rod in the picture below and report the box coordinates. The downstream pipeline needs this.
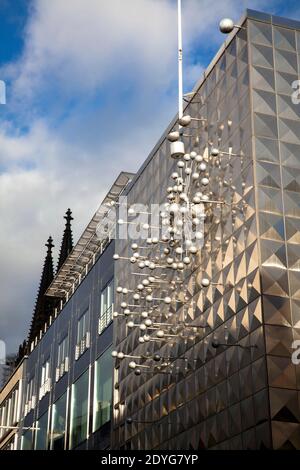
[178,0,183,124]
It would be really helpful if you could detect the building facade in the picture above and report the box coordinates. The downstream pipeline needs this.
[112,9,300,450]
[1,8,300,451]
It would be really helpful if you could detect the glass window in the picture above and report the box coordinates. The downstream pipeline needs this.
[93,346,113,432]
[51,392,67,450]
[77,309,89,343]
[58,336,68,367]
[21,430,33,450]
[99,279,114,334]
[101,279,114,315]
[35,411,49,450]
[41,358,50,387]
[70,369,89,449]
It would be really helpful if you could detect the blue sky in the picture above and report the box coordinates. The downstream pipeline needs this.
[1,0,300,354]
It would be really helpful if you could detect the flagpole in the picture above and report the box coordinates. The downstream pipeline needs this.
[177,0,183,125]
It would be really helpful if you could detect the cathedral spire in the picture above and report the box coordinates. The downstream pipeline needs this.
[28,236,55,345]
[57,209,74,273]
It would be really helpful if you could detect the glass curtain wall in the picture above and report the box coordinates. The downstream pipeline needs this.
[93,346,113,432]
[70,370,89,448]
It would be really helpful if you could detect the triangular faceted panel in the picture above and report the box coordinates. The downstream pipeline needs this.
[260,240,287,268]
[283,191,300,218]
[251,43,274,68]
[287,243,300,271]
[276,70,298,95]
[277,93,300,120]
[274,26,296,52]
[280,141,300,168]
[247,269,261,303]
[255,136,280,163]
[253,88,276,115]
[282,166,300,193]
[252,66,275,92]
[263,294,292,326]
[274,49,297,74]
[285,217,300,244]
[248,297,262,331]
[259,212,285,241]
[258,186,283,214]
[260,266,289,296]
[265,324,293,356]
[249,21,273,46]
[279,117,300,144]
[272,421,300,450]
[256,161,281,188]
[254,112,278,138]
[289,271,300,299]
[267,355,297,389]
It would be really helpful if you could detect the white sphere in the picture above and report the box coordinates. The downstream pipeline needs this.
[138,262,145,269]
[190,151,197,159]
[143,223,150,230]
[219,18,235,34]
[128,208,135,215]
[211,148,219,157]
[112,350,118,357]
[201,278,210,287]
[152,237,159,244]
[122,288,128,294]
[172,172,179,179]
[184,153,191,161]
[139,337,145,343]
[145,319,152,326]
[133,252,139,258]
[199,163,207,171]
[185,240,192,247]
[195,154,203,162]
[137,284,144,291]
[113,254,120,260]
[117,352,125,359]
[167,257,174,265]
[193,196,201,204]
[146,295,153,302]
[195,231,204,239]
[117,287,123,293]
[179,115,192,126]
[130,257,137,264]
[121,302,127,309]
[193,218,200,226]
[131,243,138,250]
[144,335,150,342]
[201,177,209,186]
[189,246,198,254]
[117,219,124,225]
[156,330,165,338]
[201,195,209,201]
[168,131,180,142]
[177,161,185,168]
[129,361,136,369]
[113,312,119,318]
[127,321,134,328]
[183,256,191,265]
[185,168,192,175]
[172,262,178,269]
[139,324,147,331]
[142,279,150,286]
[176,247,183,254]
[141,311,148,318]
[192,172,200,180]
[133,293,140,300]
[149,262,156,270]
[178,262,184,270]
[164,297,172,304]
